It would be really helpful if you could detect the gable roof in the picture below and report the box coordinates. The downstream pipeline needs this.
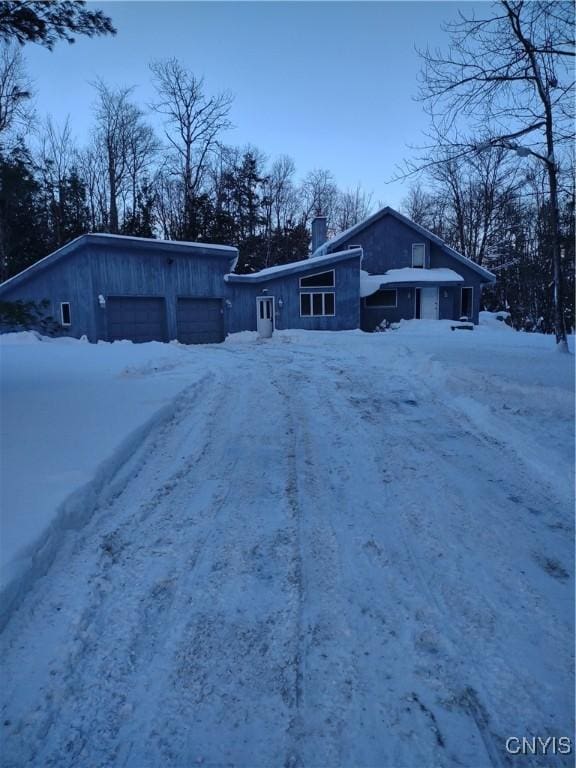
[225,248,362,283]
[313,206,496,283]
[0,233,239,295]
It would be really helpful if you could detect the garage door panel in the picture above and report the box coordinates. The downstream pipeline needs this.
[177,299,223,344]
[107,297,167,343]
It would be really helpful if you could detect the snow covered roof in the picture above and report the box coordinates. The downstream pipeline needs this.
[313,206,496,283]
[225,248,363,283]
[360,268,463,297]
[85,232,238,253]
[0,234,238,294]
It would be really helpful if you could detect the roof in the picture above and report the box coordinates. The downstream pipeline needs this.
[225,248,363,284]
[360,268,464,297]
[313,206,496,283]
[0,233,238,294]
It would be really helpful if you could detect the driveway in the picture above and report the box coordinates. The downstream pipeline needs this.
[1,332,573,768]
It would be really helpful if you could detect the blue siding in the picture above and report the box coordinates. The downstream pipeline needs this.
[227,256,360,333]
[331,215,432,273]
[0,249,95,338]
[331,212,488,324]
[0,238,234,342]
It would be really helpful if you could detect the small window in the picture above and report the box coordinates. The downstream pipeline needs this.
[365,289,397,308]
[412,243,425,268]
[60,302,71,326]
[299,270,335,288]
[300,292,335,317]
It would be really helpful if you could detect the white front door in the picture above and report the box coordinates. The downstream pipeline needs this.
[420,287,439,320]
[256,297,274,338]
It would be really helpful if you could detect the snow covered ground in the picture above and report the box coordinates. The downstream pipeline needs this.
[1,320,574,767]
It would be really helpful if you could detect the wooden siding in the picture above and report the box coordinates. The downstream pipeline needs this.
[331,214,431,274]
[0,248,96,338]
[331,213,486,324]
[0,240,234,341]
[227,256,360,334]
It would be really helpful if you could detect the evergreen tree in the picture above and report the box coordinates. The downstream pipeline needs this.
[0,1,116,49]
[0,144,50,280]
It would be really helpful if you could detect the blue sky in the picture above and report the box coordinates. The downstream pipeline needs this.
[23,1,488,208]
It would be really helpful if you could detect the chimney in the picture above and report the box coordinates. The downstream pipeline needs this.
[311,216,327,254]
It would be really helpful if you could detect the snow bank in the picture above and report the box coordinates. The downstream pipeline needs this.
[0,333,221,628]
[479,310,513,331]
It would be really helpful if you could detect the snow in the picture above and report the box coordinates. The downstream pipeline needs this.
[0,334,229,627]
[86,232,238,252]
[360,267,464,296]
[1,325,573,767]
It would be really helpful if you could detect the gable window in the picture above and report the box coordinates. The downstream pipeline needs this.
[60,302,71,326]
[300,292,335,317]
[299,270,335,288]
[365,289,397,308]
[460,287,473,319]
[412,243,425,268]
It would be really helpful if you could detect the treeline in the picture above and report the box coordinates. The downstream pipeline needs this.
[0,47,373,281]
[401,148,575,333]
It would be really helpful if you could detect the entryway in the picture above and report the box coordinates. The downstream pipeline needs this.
[416,287,439,320]
[256,296,275,338]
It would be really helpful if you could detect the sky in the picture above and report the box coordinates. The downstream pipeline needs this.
[22,1,489,209]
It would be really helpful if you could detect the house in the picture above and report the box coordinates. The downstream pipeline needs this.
[310,206,496,330]
[0,206,495,342]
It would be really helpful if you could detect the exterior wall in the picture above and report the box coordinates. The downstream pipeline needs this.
[430,243,484,323]
[0,249,95,338]
[333,214,487,325]
[361,287,414,330]
[227,256,360,333]
[88,242,231,340]
[0,240,234,341]
[331,215,432,273]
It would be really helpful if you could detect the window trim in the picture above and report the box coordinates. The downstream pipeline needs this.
[412,243,426,269]
[299,291,336,317]
[60,302,71,326]
[460,286,474,318]
[364,289,398,309]
[299,269,335,289]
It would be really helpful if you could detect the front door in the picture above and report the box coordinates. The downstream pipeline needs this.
[256,297,274,338]
[420,287,439,320]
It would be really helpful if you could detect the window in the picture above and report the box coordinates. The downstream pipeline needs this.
[60,302,71,326]
[461,287,473,319]
[412,243,425,268]
[299,270,335,288]
[365,289,397,308]
[300,292,335,317]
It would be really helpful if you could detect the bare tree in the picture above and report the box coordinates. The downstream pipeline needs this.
[300,168,339,230]
[37,115,75,244]
[333,185,373,232]
[77,142,108,231]
[265,155,298,230]
[414,0,575,350]
[150,58,233,239]
[0,41,31,140]
[92,80,156,233]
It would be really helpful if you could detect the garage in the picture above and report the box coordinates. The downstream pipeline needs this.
[176,298,224,344]
[107,297,167,343]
